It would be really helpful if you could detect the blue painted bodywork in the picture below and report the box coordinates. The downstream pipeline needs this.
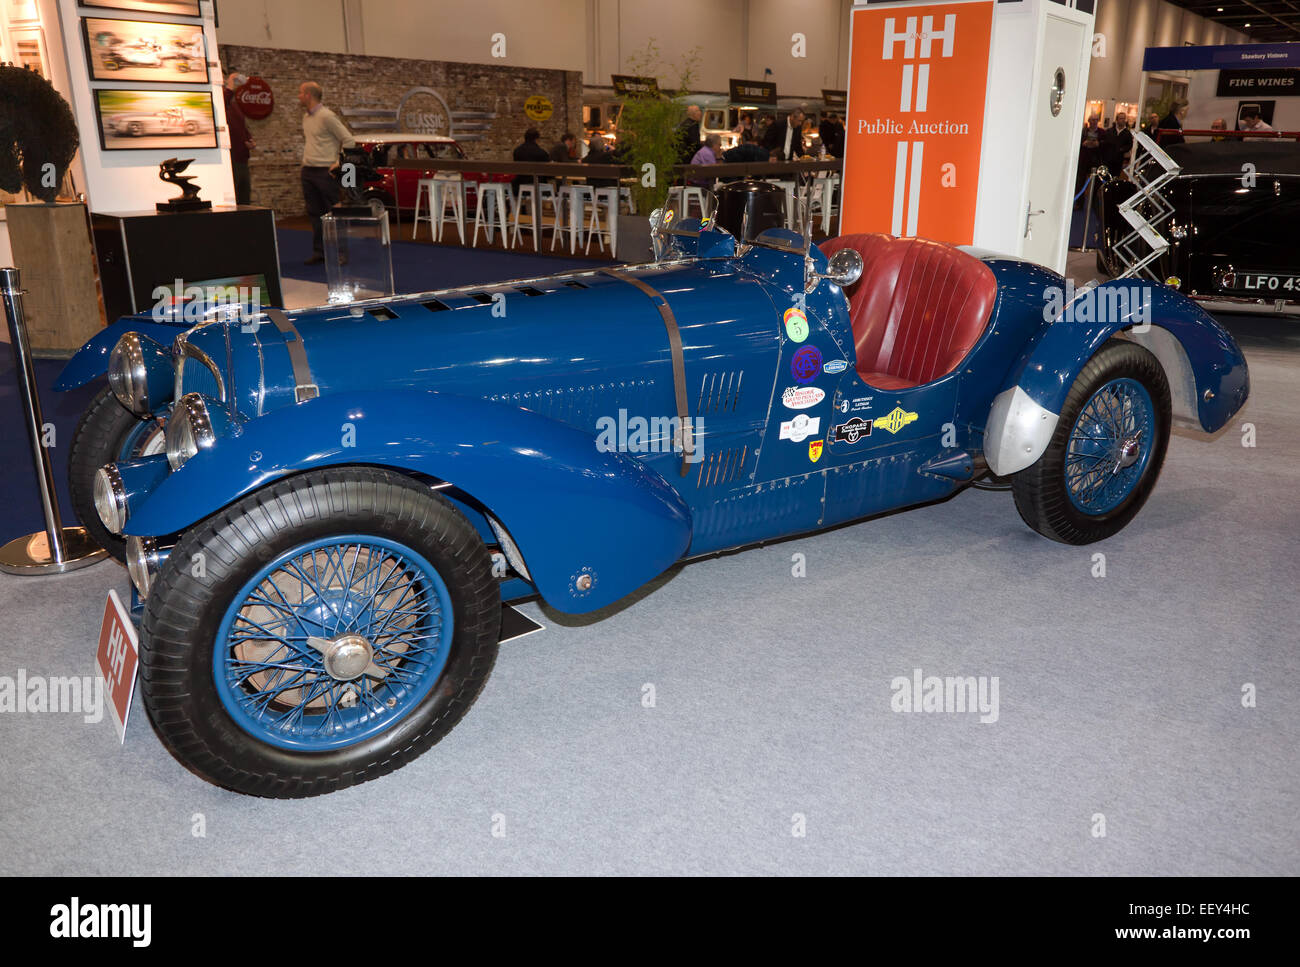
[75,224,1249,614]
[54,315,191,391]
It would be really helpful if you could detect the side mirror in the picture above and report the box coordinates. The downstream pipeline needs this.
[813,248,864,288]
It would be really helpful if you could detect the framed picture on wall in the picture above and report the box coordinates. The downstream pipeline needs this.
[82,16,207,84]
[94,88,218,151]
[80,0,202,16]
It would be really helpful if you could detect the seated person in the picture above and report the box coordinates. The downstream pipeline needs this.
[722,128,768,163]
[583,138,619,188]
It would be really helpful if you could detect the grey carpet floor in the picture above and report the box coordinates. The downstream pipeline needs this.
[1,312,1296,876]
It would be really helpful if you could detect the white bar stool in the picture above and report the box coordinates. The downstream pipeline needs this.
[562,185,595,252]
[472,182,512,248]
[767,180,797,229]
[512,183,542,251]
[585,187,620,255]
[432,173,466,243]
[412,177,437,240]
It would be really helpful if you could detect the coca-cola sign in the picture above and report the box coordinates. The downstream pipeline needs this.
[235,76,273,119]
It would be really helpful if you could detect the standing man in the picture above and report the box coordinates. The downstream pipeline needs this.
[223,72,254,205]
[677,104,702,163]
[763,108,806,161]
[298,81,355,265]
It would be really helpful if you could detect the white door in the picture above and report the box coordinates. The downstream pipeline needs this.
[1021,14,1089,272]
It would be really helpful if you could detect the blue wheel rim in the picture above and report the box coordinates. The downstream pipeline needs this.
[1065,377,1156,515]
[213,535,455,751]
[118,415,164,460]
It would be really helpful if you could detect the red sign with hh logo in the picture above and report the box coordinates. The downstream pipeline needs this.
[235,76,274,119]
[95,588,139,743]
[841,1,994,243]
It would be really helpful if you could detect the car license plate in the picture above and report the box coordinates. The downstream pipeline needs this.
[1229,273,1300,294]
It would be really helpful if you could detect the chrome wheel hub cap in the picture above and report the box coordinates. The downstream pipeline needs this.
[309,633,384,682]
[1117,436,1142,470]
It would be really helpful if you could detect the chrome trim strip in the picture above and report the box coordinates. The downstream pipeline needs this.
[173,332,227,402]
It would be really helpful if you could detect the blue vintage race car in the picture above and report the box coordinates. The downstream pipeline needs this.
[57,198,1249,797]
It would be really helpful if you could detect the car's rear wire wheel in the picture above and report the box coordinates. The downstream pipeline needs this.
[1011,339,1171,544]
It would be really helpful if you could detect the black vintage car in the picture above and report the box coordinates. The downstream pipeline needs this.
[1095,141,1300,315]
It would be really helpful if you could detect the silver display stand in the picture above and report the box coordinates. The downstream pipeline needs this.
[0,267,107,575]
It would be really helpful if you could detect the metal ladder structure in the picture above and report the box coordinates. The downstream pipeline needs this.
[1113,131,1182,281]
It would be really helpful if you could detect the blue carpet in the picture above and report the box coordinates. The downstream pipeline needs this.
[277,226,612,292]
[0,355,100,545]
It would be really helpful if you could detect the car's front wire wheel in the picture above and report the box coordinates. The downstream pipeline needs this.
[140,467,500,797]
[1012,339,1171,544]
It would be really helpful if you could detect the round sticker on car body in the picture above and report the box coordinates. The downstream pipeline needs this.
[791,345,822,384]
[783,307,808,342]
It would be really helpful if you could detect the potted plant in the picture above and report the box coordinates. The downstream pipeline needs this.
[613,42,698,261]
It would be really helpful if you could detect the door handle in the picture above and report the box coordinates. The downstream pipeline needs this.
[1024,205,1046,238]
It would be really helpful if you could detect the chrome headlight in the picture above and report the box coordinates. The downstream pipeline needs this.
[126,536,166,599]
[165,393,216,469]
[108,332,173,416]
[93,464,128,534]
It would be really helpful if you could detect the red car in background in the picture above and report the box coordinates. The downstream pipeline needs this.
[355,133,511,218]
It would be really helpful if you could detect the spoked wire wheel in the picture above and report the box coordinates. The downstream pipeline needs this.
[1012,340,1170,545]
[214,536,454,751]
[140,468,500,797]
[1064,377,1155,515]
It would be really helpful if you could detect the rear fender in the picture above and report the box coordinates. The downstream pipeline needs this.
[984,281,1248,476]
[124,390,693,614]
[54,317,190,391]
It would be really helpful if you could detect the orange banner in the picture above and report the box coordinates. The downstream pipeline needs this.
[840,1,993,244]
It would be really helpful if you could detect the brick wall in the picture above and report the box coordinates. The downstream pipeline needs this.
[219,44,583,216]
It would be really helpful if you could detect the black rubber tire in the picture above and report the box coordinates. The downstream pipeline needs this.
[68,386,163,563]
[139,467,501,798]
[1011,340,1171,545]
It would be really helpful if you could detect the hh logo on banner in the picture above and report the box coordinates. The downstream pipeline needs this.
[841,1,993,244]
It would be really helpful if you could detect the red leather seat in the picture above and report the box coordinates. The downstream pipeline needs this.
[819,234,997,389]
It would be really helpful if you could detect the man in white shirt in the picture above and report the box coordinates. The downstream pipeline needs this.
[762,108,807,161]
[1239,107,1275,142]
[298,81,356,264]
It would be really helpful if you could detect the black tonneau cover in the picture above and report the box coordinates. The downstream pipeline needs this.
[1164,141,1300,176]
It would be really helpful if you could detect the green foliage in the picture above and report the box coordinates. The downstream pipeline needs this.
[617,41,700,215]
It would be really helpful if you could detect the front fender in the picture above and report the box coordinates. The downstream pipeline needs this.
[984,281,1249,476]
[124,390,693,614]
[53,316,190,391]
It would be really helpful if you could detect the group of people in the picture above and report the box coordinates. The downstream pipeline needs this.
[674,104,844,166]
[1079,99,1279,195]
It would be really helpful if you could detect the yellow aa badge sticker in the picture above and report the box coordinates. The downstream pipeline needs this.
[808,439,824,462]
[874,406,918,434]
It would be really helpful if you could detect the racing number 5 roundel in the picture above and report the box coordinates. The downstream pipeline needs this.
[784,307,808,342]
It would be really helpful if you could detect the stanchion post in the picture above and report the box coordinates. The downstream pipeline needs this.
[0,267,107,575]
[1078,168,1098,254]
